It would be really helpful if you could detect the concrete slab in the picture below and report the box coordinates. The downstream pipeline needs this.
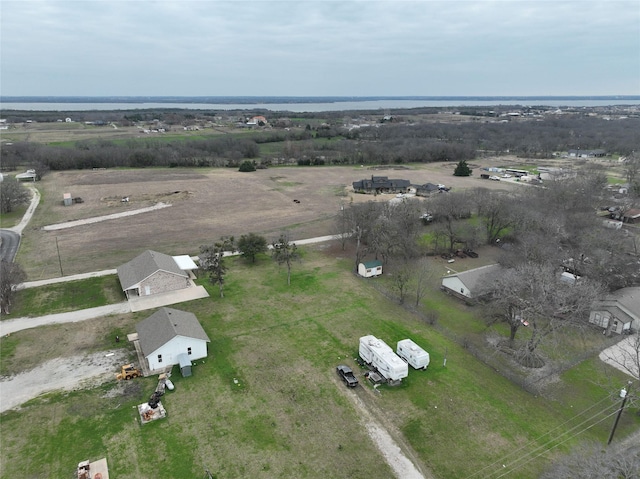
[128,285,209,312]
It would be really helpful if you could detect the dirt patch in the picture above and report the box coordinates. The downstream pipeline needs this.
[0,349,129,413]
[101,190,192,207]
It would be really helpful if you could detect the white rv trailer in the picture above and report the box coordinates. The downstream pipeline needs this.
[396,339,430,370]
[359,335,408,382]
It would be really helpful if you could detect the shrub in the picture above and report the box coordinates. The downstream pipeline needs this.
[238,160,256,172]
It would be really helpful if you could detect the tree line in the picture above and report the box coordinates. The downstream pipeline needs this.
[335,170,639,367]
[2,115,638,172]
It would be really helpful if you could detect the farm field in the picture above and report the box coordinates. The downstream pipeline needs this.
[16,162,518,280]
[2,249,635,479]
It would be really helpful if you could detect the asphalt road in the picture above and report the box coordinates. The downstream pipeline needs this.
[0,230,20,263]
[0,184,40,263]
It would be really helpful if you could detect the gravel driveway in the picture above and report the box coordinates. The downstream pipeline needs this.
[0,349,128,413]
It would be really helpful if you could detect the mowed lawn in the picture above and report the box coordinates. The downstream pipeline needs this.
[0,250,635,479]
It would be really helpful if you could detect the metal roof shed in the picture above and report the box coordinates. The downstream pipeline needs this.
[178,353,192,377]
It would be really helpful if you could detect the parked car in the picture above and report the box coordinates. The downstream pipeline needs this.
[336,365,358,387]
[464,249,479,258]
[488,175,501,181]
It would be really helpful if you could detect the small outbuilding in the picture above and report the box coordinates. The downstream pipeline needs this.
[63,193,73,206]
[178,353,192,377]
[358,260,383,278]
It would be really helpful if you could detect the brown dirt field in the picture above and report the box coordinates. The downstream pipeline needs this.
[18,162,520,279]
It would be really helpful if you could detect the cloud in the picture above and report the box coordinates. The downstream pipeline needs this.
[1,0,638,96]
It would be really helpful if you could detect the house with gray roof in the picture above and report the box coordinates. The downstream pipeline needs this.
[352,175,411,194]
[117,250,198,299]
[441,264,502,302]
[589,287,640,334]
[415,183,441,197]
[136,307,210,373]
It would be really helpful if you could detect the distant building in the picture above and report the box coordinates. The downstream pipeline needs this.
[568,149,606,158]
[352,175,411,194]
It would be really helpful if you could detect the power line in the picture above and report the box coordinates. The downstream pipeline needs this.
[490,409,619,479]
[465,394,614,479]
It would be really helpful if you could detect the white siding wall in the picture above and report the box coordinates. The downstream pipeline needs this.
[442,277,470,297]
[146,336,208,371]
[358,263,382,277]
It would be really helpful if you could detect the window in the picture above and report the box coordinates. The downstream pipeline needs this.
[187,347,192,355]
[157,354,162,363]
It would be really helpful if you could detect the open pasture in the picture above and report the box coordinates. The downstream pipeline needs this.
[18,163,516,279]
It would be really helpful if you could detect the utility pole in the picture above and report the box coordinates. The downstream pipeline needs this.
[607,381,632,445]
[55,236,64,276]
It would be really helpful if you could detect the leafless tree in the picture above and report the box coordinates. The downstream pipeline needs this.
[271,233,300,286]
[600,334,640,382]
[0,178,31,214]
[411,257,433,307]
[389,259,412,304]
[473,188,518,245]
[0,260,26,314]
[540,441,640,479]
[479,262,605,366]
[430,191,473,252]
[332,202,352,251]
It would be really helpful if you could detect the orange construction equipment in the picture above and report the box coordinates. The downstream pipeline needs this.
[115,363,141,380]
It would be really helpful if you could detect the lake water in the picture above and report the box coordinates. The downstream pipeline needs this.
[2,98,640,112]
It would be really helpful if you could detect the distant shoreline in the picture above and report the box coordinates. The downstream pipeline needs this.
[2,95,639,104]
[2,96,639,112]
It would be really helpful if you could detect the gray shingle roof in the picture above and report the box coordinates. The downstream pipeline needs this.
[136,307,210,357]
[594,287,640,324]
[445,264,502,292]
[117,250,187,290]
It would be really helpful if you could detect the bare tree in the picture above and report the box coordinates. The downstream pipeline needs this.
[479,262,605,366]
[0,260,26,314]
[0,178,31,214]
[271,233,300,286]
[474,188,518,245]
[389,259,412,304]
[347,202,382,271]
[332,202,352,251]
[600,334,640,382]
[540,441,640,479]
[412,257,432,307]
[429,191,473,252]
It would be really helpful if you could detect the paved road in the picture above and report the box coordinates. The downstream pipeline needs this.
[0,302,132,336]
[0,185,40,262]
[0,230,20,263]
[1,234,345,335]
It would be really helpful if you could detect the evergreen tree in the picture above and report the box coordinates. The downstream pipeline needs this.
[453,160,472,177]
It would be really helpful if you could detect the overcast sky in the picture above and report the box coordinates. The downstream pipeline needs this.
[1,0,639,97]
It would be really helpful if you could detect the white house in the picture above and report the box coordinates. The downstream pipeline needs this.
[358,260,383,278]
[441,264,502,302]
[136,307,210,373]
[589,287,640,334]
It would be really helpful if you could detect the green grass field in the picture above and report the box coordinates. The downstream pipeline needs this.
[1,249,637,479]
